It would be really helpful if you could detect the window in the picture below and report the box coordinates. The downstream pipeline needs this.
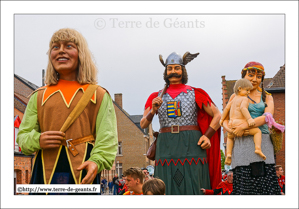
[116,162,122,176]
[117,142,122,155]
[25,170,29,184]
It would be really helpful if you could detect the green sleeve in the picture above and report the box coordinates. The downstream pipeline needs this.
[16,92,41,155]
[88,92,118,173]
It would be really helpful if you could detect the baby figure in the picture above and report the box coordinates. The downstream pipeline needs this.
[220,79,266,165]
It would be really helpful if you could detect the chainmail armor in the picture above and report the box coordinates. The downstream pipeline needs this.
[158,89,198,128]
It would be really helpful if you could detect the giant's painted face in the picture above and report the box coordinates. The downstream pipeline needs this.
[50,41,79,77]
[166,64,182,84]
[243,69,263,90]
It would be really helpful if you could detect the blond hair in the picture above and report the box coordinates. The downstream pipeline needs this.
[45,28,97,85]
[234,78,253,95]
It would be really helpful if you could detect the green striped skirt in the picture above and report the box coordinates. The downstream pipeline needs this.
[154,130,211,195]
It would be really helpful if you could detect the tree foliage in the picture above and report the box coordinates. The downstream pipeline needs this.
[220,149,225,170]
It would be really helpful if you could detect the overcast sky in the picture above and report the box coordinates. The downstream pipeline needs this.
[2,1,298,208]
[15,14,285,111]
[14,14,285,152]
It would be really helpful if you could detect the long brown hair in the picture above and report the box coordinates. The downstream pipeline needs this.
[45,28,97,85]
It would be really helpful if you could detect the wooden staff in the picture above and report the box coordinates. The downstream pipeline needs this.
[155,84,168,107]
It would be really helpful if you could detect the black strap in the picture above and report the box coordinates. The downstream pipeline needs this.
[247,95,256,103]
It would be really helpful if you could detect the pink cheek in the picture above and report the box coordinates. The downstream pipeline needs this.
[70,49,79,56]
[50,51,56,59]
[69,52,78,58]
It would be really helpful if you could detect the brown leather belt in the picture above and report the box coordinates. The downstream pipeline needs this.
[61,135,95,157]
[159,125,200,134]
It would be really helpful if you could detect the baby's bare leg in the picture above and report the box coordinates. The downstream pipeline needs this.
[248,128,266,160]
[225,133,235,165]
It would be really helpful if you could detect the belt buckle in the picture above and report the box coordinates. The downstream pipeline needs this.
[171,125,179,133]
[66,139,73,148]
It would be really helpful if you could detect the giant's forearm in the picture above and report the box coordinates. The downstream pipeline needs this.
[210,111,221,131]
[220,107,230,122]
[240,107,252,121]
[140,107,154,129]
[16,92,41,155]
[203,103,221,131]
[221,100,232,121]
[238,116,266,130]
[140,117,150,129]
[89,93,118,173]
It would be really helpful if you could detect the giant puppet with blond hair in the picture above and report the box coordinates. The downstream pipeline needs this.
[17,28,118,194]
[222,61,284,195]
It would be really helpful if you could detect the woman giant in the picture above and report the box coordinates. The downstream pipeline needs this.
[222,61,281,195]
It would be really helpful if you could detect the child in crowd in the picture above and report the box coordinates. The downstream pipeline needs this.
[142,178,165,195]
[123,167,144,195]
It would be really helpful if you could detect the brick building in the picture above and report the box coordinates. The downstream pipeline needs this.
[14,74,39,194]
[221,65,285,173]
[104,93,154,180]
[265,65,285,174]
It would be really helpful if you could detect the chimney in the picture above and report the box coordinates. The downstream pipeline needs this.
[114,93,123,109]
[221,75,228,110]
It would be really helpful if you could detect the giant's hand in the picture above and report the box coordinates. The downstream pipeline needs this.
[247,118,255,127]
[77,161,98,184]
[197,135,211,149]
[39,131,65,149]
[152,97,163,113]
[232,123,249,137]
